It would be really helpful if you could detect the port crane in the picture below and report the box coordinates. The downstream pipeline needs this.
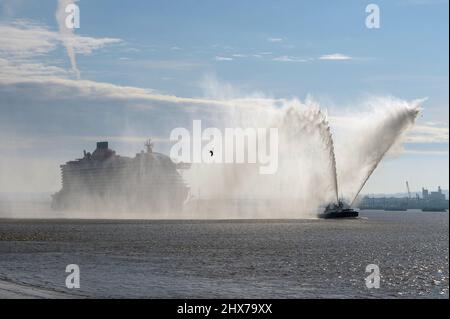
[406,181,411,199]
[406,181,412,209]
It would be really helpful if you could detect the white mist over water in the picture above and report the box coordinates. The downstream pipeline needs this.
[0,75,422,218]
[184,98,342,218]
[183,81,422,218]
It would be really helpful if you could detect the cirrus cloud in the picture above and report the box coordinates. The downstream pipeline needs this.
[319,53,353,61]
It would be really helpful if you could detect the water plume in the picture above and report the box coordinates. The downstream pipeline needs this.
[183,96,342,218]
[279,100,339,203]
[184,83,422,218]
[332,96,422,205]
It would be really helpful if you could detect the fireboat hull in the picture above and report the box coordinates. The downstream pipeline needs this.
[318,208,359,219]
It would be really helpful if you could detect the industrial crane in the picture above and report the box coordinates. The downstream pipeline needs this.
[406,181,412,209]
[406,181,411,199]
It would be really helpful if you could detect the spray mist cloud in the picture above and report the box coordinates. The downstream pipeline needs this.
[183,87,422,218]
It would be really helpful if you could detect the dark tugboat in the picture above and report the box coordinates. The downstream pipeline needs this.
[318,201,359,219]
[51,140,190,213]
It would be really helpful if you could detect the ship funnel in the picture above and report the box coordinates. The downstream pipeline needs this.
[97,141,109,150]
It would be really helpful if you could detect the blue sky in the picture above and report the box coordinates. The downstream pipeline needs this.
[0,0,448,194]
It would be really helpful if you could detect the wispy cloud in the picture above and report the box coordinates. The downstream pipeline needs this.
[0,20,59,58]
[0,22,281,110]
[0,57,69,79]
[267,37,283,43]
[273,55,307,62]
[406,124,449,143]
[403,149,449,156]
[0,20,442,148]
[121,59,202,71]
[319,53,353,61]
[0,20,121,79]
[331,114,448,145]
[122,47,141,53]
[0,20,121,57]
[214,56,233,61]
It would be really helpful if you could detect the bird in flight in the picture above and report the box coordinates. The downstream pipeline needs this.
[209,150,214,157]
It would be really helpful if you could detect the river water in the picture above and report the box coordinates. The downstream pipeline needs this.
[0,210,448,298]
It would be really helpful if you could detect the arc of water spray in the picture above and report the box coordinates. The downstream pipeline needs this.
[311,108,339,203]
[349,104,421,207]
[319,111,339,203]
[281,105,339,205]
[349,146,390,207]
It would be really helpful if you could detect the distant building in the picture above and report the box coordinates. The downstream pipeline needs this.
[422,188,429,200]
[359,186,448,212]
[422,186,447,211]
[423,186,446,201]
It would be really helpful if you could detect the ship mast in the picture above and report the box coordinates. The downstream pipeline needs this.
[145,138,154,153]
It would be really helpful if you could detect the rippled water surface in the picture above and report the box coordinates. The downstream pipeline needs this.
[0,211,448,298]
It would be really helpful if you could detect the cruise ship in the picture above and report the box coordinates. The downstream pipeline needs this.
[51,140,190,213]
